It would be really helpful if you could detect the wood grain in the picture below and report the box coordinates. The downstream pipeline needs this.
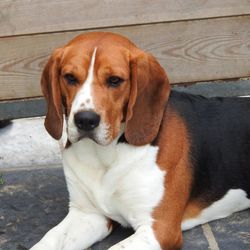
[0,16,250,100]
[1,0,250,37]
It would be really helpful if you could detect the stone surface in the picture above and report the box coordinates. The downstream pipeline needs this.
[0,117,62,169]
[0,168,249,250]
[0,168,68,250]
[210,212,250,249]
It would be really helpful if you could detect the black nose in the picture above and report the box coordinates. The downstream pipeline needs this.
[74,111,100,131]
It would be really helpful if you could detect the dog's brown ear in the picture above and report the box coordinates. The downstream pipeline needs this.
[41,48,63,140]
[125,51,170,146]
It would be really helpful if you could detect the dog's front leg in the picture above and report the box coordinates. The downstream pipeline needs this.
[108,225,161,250]
[30,207,112,250]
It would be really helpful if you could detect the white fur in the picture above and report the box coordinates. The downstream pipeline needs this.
[31,136,165,250]
[72,48,97,111]
[94,120,111,145]
[64,137,165,228]
[30,208,111,250]
[181,189,250,231]
[68,48,97,143]
[108,225,161,250]
[67,48,113,146]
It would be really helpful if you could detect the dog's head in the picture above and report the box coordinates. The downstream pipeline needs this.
[41,32,170,146]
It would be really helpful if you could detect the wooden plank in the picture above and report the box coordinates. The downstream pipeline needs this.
[0,98,46,120]
[0,16,250,100]
[1,80,250,120]
[1,0,250,37]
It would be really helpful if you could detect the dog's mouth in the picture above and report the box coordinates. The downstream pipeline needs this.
[67,128,95,144]
[77,133,95,143]
[75,131,111,146]
[67,119,113,146]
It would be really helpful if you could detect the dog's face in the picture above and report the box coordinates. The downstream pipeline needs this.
[41,32,170,146]
[61,43,132,145]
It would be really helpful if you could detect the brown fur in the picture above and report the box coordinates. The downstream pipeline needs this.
[182,200,205,221]
[41,48,64,139]
[125,52,170,145]
[153,109,192,250]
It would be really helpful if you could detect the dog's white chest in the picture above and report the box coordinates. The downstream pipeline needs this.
[62,139,165,228]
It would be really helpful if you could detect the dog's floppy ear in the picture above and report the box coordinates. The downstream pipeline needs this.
[125,51,170,146]
[41,48,63,140]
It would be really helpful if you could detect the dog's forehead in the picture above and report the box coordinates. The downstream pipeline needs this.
[67,32,137,49]
[61,33,134,70]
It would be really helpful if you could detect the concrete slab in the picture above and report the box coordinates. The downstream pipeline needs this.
[0,168,249,250]
[0,117,62,169]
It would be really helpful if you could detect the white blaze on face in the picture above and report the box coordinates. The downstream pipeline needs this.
[72,47,97,112]
[67,48,98,143]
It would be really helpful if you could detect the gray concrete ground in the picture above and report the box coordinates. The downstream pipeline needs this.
[0,118,62,170]
[0,118,249,250]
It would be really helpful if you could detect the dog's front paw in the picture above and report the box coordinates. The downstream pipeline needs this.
[108,240,146,250]
[30,245,44,250]
[30,240,57,250]
[108,226,161,250]
[108,243,128,250]
[30,243,49,250]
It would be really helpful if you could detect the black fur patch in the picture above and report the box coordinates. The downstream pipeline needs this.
[168,91,250,202]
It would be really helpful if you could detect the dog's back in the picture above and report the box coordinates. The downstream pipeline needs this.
[169,90,250,205]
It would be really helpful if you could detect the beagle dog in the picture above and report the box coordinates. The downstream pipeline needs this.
[31,32,250,250]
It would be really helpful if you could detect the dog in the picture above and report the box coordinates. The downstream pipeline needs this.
[31,32,250,250]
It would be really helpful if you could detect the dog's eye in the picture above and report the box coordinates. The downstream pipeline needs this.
[64,73,78,85]
[107,76,124,88]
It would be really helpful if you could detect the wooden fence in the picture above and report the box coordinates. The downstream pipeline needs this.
[0,0,250,118]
